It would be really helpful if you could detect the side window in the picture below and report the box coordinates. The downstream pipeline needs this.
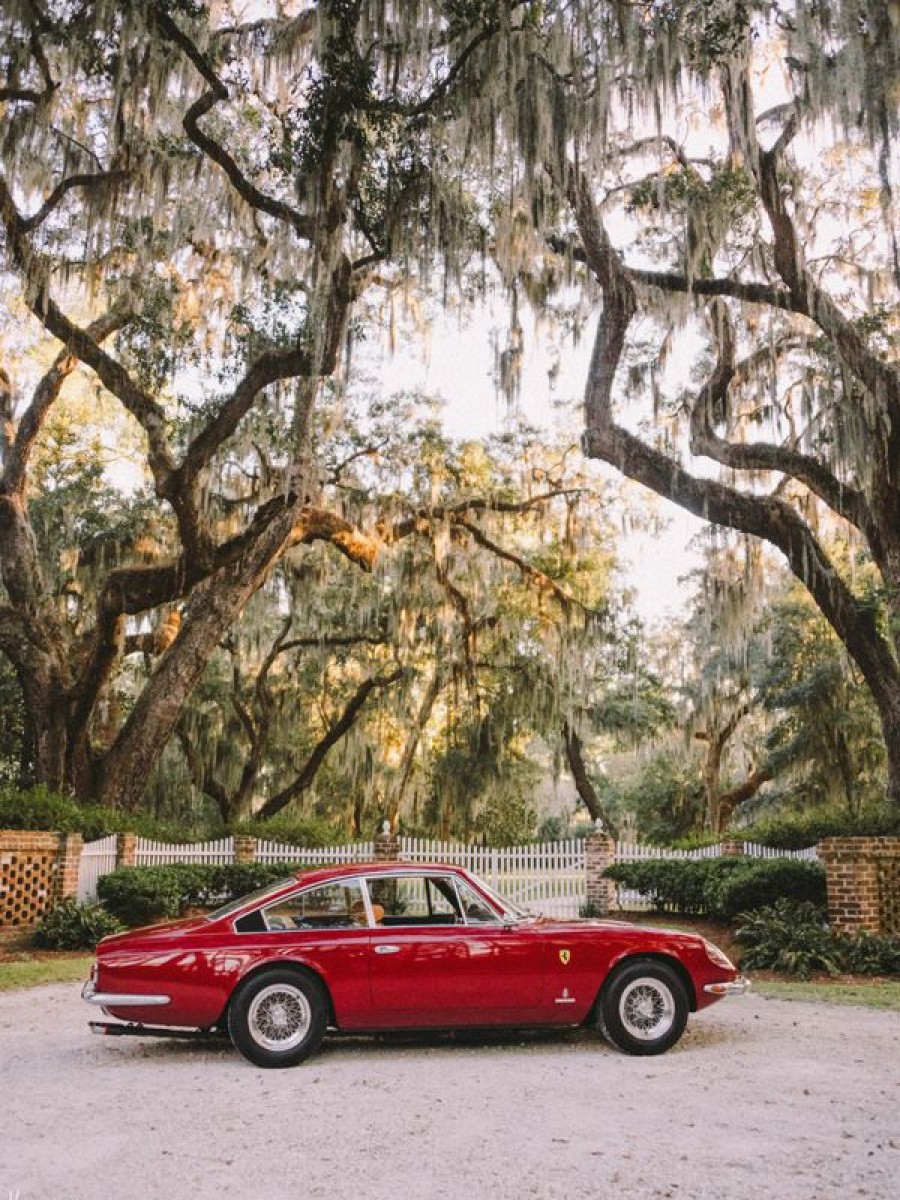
[456,880,500,924]
[262,880,367,931]
[366,875,460,925]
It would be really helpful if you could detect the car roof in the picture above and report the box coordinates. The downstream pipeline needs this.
[289,861,469,886]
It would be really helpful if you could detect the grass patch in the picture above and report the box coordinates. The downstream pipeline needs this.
[0,954,93,992]
[752,978,900,1011]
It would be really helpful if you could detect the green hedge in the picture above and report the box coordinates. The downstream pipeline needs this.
[603,856,826,920]
[97,862,308,926]
[0,786,213,842]
[740,806,900,850]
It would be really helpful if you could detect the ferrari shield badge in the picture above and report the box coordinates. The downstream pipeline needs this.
[559,949,571,965]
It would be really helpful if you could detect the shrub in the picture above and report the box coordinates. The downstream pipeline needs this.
[0,784,218,841]
[707,859,827,920]
[32,899,124,950]
[603,856,826,919]
[740,806,900,850]
[735,899,900,979]
[98,866,187,925]
[231,815,339,847]
[97,862,303,925]
[734,900,839,979]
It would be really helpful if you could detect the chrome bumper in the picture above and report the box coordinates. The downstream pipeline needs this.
[704,976,750,997]
[82,979,171,1008]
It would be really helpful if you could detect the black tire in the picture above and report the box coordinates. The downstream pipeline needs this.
[227,968,328,1068]
[599,960,689,1056]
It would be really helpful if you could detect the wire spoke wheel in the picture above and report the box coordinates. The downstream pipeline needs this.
[228,969,328,1067]
[600,960,689,1056]
[619,977,676,1040]
[248,983,312,1051]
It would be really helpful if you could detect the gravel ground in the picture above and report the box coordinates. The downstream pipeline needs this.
[2,982,898,1200]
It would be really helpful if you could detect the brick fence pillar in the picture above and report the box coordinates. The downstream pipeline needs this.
[818,837,900,936]
[116,832,137,869]
[584,828,617,915]
[374,822,400,862]
[55,832,83,902]
[233,835,258,864]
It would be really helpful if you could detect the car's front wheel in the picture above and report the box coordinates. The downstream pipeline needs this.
[228,968,328,1068]
[599,960,689,1056]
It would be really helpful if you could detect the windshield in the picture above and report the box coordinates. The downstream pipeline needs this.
[473,877,531,920]
[207,876,296,921]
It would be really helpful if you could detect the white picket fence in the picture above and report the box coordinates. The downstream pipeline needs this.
[399,836,585,917]
[135,835,235,866]
[77,832,817,912]
[77,834,118,902]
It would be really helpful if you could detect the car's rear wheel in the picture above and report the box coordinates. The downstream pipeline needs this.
[228,968,328,1068]
[599,960,688,1056]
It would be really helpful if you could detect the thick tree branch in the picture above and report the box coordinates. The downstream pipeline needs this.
[379,489,586,543]
[20,170,129,233]
[256,667,405,818]
[562,720,619,836]
[152,6,315,241]
[687,304,878,545]
[2,308,127,496]
[454,517,600,619]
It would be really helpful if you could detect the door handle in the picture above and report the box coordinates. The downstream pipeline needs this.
[374,944,401,955]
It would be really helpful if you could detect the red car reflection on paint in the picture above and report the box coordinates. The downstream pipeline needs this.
[83,861,747,1067]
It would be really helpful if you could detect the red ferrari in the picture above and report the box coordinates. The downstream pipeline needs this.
[83,861,747,1067]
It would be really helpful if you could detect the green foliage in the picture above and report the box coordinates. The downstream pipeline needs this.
[96,862,305,926]
[32,899,124,950]
[742,806,900,850]
[756,591,886,816]
[232,815,342,847]
[617,754,706,845]
[736,900,900,980]
[0,786,216,841]
[709,858,826,920]
[603,856,826,919]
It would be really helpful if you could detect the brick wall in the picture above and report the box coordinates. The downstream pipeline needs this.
[584,831,617,915]
[0,829,83,928]
[818,837,900,936]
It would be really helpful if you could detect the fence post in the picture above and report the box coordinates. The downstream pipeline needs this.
[374,822,400,861]
[55,832,83,902]
[584,827,617,915]
[115,832,137,869]
[233,835,257,864]
[720,839,744,857]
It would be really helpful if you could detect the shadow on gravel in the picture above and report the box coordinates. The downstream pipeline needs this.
[83,1016,742,1067]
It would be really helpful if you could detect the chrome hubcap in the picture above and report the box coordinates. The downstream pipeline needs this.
[248,983,312,1052]
[619,977,675,1040]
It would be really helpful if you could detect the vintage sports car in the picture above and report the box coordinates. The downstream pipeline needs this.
[83,861,747,1067]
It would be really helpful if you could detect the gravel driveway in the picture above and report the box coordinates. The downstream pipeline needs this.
[2,982,898,1200]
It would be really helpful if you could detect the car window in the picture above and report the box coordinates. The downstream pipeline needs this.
[456,879,501,924]
[260,880,368,931]
[366,875,461,926]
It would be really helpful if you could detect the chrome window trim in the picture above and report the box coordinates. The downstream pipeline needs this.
[228,867,511,933]
[255,877,369,933]
[361,870,505,929]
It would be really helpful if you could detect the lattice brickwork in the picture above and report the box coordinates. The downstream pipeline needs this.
[0,831,82,928]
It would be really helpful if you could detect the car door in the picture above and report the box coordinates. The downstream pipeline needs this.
[365,872,544,1026]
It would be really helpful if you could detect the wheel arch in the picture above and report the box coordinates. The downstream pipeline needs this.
[219,959,336,1027]
[590,952,697,1023]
